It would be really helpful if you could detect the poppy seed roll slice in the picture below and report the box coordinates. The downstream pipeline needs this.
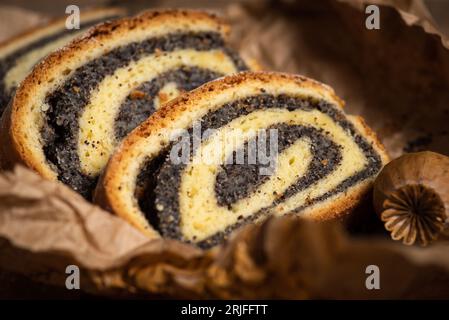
[0,10,253,198]
[95,71,389,248]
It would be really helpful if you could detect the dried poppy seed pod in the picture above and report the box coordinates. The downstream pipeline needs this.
[373,151,449,246]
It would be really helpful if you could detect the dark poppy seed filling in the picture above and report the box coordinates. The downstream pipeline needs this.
[114,67,223,139]
[0,15,121,113]
[40,31,249,199]
[135,94,382,248]
[215,124,342,208]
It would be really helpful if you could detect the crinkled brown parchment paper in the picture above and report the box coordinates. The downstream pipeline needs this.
[1,167,449,299]
[226,0,449,158]
[0,0,448,299]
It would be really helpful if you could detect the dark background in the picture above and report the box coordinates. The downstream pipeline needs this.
[0,0,448,37]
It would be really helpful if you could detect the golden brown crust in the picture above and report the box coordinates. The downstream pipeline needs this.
[0,99,24,171]
[0,7,125,57]
[302,115,389,222]
[0,9,233,181]
[95,71,388,237]
[115,71,344,143]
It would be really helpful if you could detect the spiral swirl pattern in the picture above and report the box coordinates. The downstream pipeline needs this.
[0,10,250,199]
[97,72,389,248]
